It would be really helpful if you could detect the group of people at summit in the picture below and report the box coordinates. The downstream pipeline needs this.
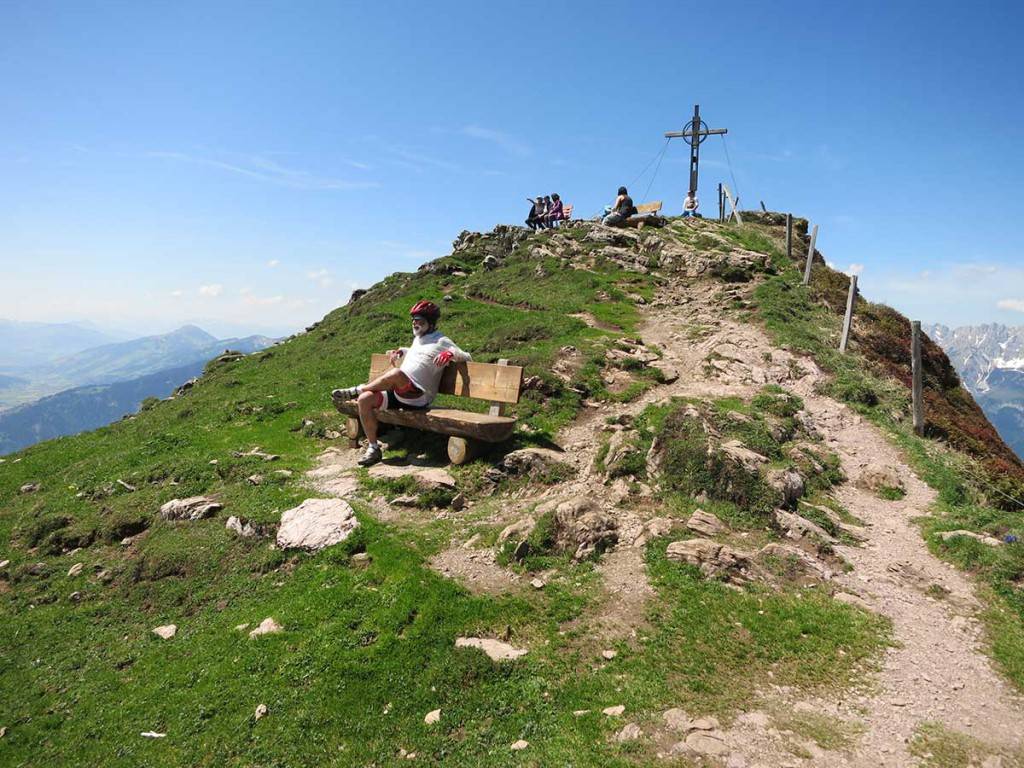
[527,186,699,229]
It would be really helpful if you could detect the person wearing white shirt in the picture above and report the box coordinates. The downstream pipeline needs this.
[333,300,471,466]
[682,191,699,218]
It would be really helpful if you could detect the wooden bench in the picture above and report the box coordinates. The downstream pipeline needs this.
[332,354,524,464]
[625,201,665,229]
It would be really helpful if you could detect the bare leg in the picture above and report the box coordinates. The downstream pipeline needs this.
[357,368,415,444]
[357,390,382,445]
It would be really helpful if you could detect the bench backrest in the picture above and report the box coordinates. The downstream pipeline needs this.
[368,354,524,405]
[636,201,663,214]
[563,204,574,219]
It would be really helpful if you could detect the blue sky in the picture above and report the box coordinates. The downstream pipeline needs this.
[2,0,1023,337]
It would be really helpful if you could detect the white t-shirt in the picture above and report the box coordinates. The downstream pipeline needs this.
[396,330,471,406]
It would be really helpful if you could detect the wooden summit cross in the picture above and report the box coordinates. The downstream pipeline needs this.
[664,104,728,196]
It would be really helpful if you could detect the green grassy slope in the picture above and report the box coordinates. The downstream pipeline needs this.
[0,217,1015,765]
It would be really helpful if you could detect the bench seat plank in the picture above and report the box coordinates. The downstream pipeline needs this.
[334,398,516,443]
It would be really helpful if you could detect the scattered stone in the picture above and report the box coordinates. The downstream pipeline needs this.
[450,493,466,511]
[483,254,500,270]
[937,530,1004,547]
[553,497,618,560]
[234,447,280,461]
[498,517,536,543]
[530,578,545,589]
[249,617,283,638]
[602,705,625,717]
[652,364,680,384]
[510,739,529,751]
[573,710,590,717]
[666,538,753,583]
[602,649,617,660]
[767,468,805,508]
[390,495,420,507]
[690,716,720,731]
[720,440,768,471]
[0,560,9,569]
[67,563,84,577]
[351,552,372,568]
[276,498,360,551]
[274,469,293,478]
[246,474,264,486]
[254,704,268,721]
[226,516,257,538]
[116,479,137,492]
[857,463,903,494]
[159,496,222,522]
[663,708,691,732]
[96,569,112,583]
[20,482,40,494]
[455,637,528,661]
[774,509,835,554]
[0,726,5,738]
[209,459,219,465]
[152,624,177,640]
[424,708,441,725]
[487,447,570,482]
[462,533,482,549]
[68,591,82,602]
[753,543,833,586]
[684,731,730,756]
[234,623,250,632]
[686,509,726,537]
[616,723,642,742]
[140,731,166,738]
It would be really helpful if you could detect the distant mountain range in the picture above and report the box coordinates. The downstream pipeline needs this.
[0,361,205,455]
[0,319,119,367]
[926,323,1024,459]
[0,324,277,454]
[0,324,276,410]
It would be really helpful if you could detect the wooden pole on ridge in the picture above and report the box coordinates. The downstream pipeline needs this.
[802,224,818,285]
[911,321,924,435]
[839,275,858,353]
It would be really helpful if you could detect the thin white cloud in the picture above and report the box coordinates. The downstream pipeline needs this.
[198,284,223,297]
[266,259,280,268]
[997,299,1024,313]
[461,124,532,157]
[170,289,183,297]
[847,263,864,276]
[146,151,378,191]
[244,294,285,306]
[384,145,460,173]
[306,268,334,288]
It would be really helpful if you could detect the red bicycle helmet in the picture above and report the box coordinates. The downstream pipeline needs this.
[409,300,441,322]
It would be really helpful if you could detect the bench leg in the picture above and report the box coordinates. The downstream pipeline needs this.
[346,417,362,449]
[447,436,478,466]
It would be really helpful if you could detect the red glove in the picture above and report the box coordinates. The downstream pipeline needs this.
[434,349,454,367]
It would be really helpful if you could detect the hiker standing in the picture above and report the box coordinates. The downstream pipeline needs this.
[333,300,471,466]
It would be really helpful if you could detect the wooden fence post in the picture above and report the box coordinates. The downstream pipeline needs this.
[785,213,793,261]
[802,224,818,285]
[839,275,857,353]
[722,184,743,225]
[911,320,924,435]
[718,183,724,222]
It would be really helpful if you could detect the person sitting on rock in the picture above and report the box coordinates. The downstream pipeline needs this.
[602,186,636,227]
[333,300,472,466]
[525,195,546,230]
[682,190,699,218]
[545,193,564,226]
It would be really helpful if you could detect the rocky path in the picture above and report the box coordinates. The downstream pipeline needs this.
[639,279,1024,766]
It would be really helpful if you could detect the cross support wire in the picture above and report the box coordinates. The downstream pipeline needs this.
[665,104,728,197]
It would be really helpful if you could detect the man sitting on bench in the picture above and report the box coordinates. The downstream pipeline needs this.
[333,300,472,466]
